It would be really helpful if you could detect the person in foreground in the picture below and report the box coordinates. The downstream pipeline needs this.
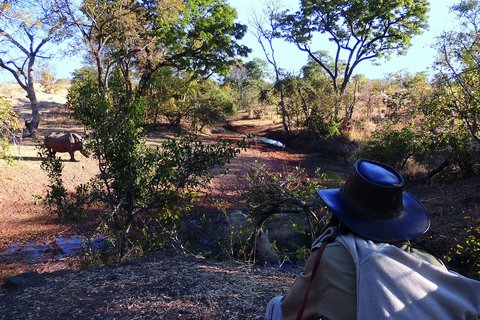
[265,159,480,320]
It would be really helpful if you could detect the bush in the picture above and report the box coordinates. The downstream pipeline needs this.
[141,68,237,130]
[434,130,480,177]
[446,223,480,280]
[39,146,88,221]
[0,97,20,160]
[230,163,334,263]
[189,81,237,132]
[358,122,426,168]
[58,74,246,262]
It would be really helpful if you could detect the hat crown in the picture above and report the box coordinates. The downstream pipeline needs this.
[341,160,404,219]
[358,161,402,186]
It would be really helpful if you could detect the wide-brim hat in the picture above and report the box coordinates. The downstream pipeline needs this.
[317,159,430,242]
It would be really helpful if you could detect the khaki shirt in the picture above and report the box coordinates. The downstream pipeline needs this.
[280,241,446,320]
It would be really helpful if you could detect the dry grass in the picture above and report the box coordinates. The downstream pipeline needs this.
[0,254,299,319]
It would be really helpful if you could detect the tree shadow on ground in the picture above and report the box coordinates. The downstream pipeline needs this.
[10,156,44,162]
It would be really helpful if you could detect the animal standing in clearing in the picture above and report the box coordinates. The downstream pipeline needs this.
[44,132,88,162]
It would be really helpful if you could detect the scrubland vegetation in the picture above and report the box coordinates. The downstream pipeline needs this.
[0,0,478,294]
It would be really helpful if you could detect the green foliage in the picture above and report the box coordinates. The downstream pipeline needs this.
[144,69,236,130]
[0,0,73,136]
[278,67,336,135]
[231,163,333,261]
[0,97,20,160]
[433,129,480,177]
[417,1,480,179]
[282,0,429,76]
[360,75,480,178]
[463,226,480,278]
[417,86,480,176]
[358,122,426,168]
[66,67,103,122]
[39,146,87,221]
[71,0,250,93]
[360,71,480,178]
[63,74,245,261]
[295,246,310,261]
[432,0,480,143]
[262,57,346,136]
[145,0,250,78]
[60,0,254,261]
[276,0,429,126]
[225,59,270,118]
[188,80,237,131]
[383,71,430,121]
[39,146,67,215]
[325,119,342,137]
[446,222,480,280]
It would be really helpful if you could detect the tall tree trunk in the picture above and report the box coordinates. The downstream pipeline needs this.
[25,57,40,138]
[279,91,290,136]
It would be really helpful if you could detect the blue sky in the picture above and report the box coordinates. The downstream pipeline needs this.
[0,0,459,82]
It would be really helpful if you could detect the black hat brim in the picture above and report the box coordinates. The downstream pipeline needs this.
[317,189,431,242]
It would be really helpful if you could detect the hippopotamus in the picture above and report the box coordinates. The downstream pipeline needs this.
[44,132,88,162]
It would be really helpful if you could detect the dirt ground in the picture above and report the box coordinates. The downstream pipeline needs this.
[0,82,334,281]
[0,82,98,243]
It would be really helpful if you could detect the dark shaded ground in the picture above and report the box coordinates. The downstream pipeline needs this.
[0,254,299,320]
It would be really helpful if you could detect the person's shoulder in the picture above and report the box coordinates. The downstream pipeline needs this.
[398,243,446,269]
[321,241,355,268]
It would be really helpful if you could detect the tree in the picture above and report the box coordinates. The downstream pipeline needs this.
[144,68,236,130]
[60,0,250,97]
[225,58,269,118]
[434,0,480,144]
[383,71,429,121]
[296,57,337,134]
[279,0,429,124]
[61,67,245,260]
[0,0,72,137]
[252,1,291,135]
[188,79,237,132]
[56,0,251,260]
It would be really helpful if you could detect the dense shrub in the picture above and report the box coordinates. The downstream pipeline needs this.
[447,224,480,280]
[43,72,247,262]
[358,122,426,168]
[229,163,336,263]
[39,146,88,222]
[141,68,237,130]
[0,97,20,160]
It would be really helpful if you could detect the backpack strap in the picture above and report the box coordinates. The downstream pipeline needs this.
[296,240,331,320]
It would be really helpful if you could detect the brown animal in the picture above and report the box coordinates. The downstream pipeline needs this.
[44,132,88,162]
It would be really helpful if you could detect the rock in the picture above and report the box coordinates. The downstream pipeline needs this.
[226,210,312,263]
